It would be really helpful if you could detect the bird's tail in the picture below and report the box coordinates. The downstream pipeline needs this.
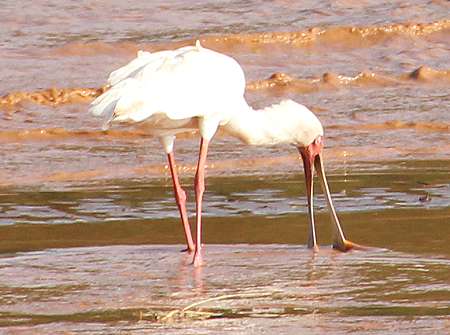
[89,78,144,129]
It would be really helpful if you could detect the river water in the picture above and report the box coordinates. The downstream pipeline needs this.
[0,1,449,334]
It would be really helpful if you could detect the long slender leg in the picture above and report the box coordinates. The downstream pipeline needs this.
[299,150,319,251]
[167,152,195,252]
[192,138,209,266]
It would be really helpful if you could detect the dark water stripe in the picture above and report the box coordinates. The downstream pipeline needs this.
[0,304,448,327]
[1,208,449,255]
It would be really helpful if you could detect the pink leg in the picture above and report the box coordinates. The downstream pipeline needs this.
[192,138,209,266]
[167,152,195,252]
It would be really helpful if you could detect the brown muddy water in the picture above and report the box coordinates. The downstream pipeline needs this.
[1,1,450,334]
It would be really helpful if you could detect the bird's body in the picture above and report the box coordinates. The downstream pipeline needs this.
[90,41,362,266]
[91,42,246,150]
[90,42,322,150]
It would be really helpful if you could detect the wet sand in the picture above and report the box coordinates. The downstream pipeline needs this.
[1,0,450,333]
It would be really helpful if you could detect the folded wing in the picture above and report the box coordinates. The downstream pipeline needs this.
[89,42,247,128]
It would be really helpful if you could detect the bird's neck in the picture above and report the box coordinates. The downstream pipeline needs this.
[223,103,288,146]
[222,99,323,147]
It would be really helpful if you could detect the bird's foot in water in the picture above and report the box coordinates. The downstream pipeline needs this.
[192,251,203,267]
[180,247,195,253]
[307,243,320,253]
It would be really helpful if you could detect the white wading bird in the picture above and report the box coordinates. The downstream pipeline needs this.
[90,41,363,266]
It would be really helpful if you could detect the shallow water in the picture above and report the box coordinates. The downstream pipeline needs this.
[0,160,449,334]
[0,244,449,334]
[1,1,450,333]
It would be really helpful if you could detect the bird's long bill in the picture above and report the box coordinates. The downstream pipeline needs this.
[300,148,318,250]
[313,153,348,250]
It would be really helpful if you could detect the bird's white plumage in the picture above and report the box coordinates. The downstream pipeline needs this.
[107,50,168,86]
[90,42,246,136]
[89,42,354,262]
[224,100,323,147]
[90,41,323,152]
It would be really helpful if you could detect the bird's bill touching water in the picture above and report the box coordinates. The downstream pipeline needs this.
[299,136,365,251]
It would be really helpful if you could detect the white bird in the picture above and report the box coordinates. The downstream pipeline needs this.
[90,41,363,266]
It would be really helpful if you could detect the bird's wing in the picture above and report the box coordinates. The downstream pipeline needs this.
[106,46,196,86]
[90,43,246,126]
[107,50,163,86]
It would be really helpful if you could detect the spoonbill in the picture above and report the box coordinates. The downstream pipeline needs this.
[90,41,361,266]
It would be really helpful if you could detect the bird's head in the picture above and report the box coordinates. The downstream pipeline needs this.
[270,100,324,148]
[298,135,324,168]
